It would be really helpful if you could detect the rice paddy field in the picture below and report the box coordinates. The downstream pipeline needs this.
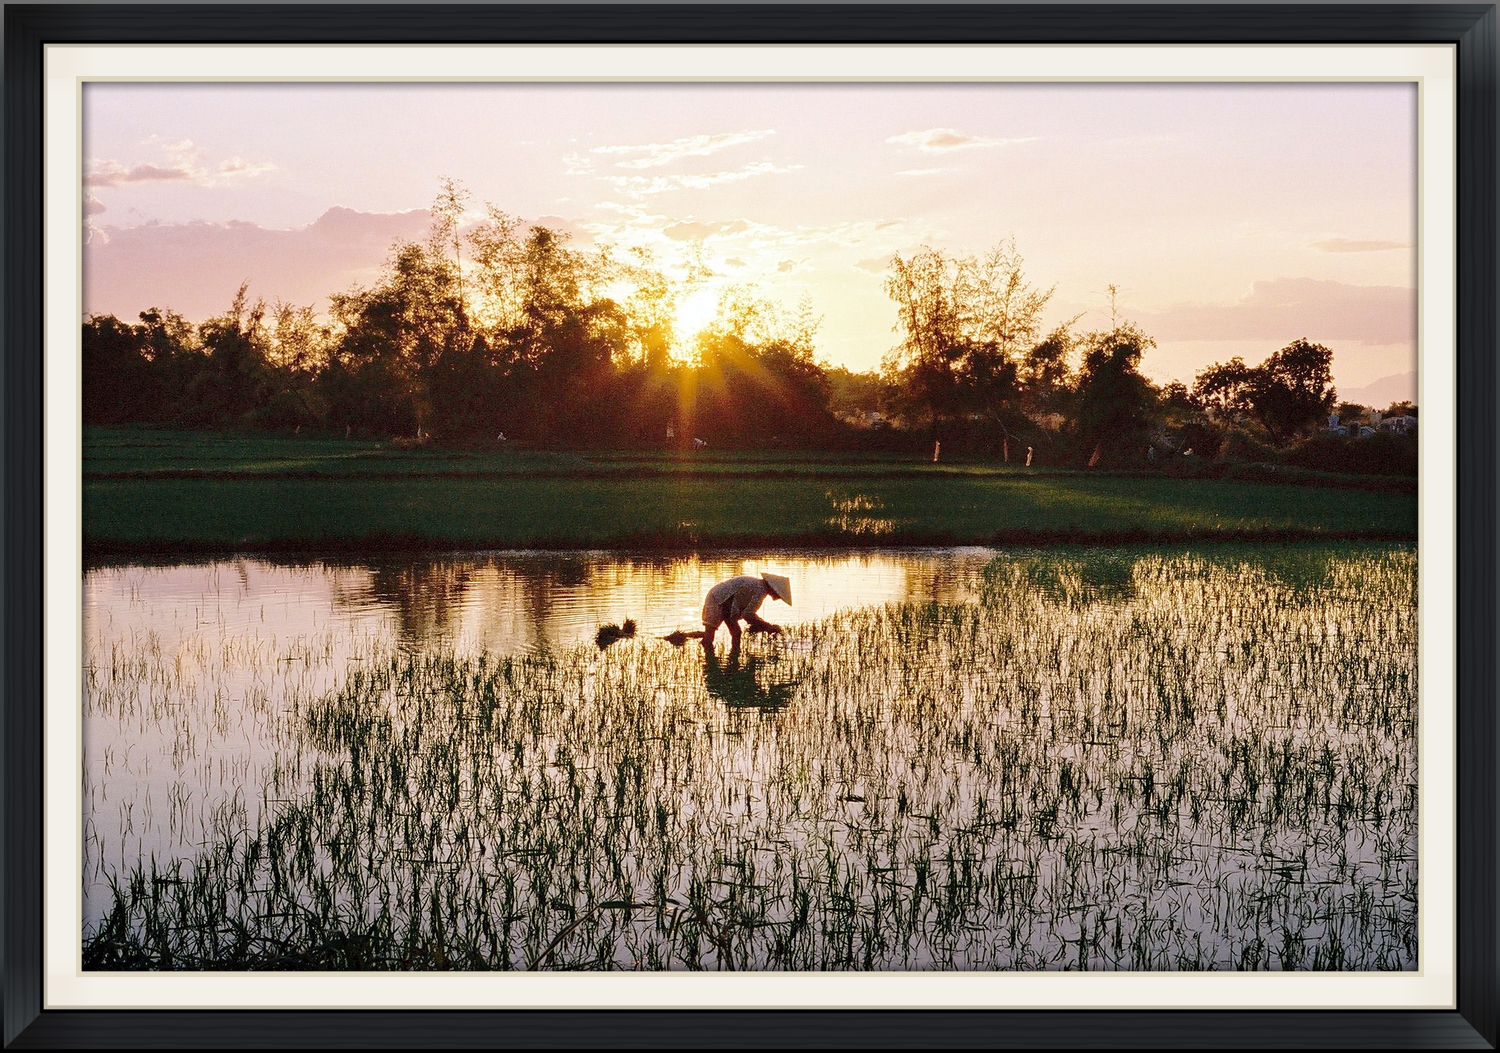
[81,545,1417,972]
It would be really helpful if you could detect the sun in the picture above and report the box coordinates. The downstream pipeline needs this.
[673,287,719,344]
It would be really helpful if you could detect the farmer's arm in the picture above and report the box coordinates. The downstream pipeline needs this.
[743,592,782,633]
[744,612,781,633]
[743,579,783,633]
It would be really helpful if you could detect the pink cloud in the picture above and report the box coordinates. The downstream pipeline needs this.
[1135,278,1415,347]
[886,128,1032,153]
[84,207,434,320]
[85,160,197,187]
[84,148,275,187]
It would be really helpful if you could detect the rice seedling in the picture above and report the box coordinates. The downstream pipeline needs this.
[82,544,1416,971]
[595,619,637,650]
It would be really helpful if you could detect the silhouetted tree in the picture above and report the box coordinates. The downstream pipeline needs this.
[82,310,190,424]
[1072,320,1158,465]
[690,288,834,447]
[1248,338,1337,443]
[1194,339,1337,445]
[1019,324,1076,417]
[884,239,1056,446]
[1192,356,1255,418]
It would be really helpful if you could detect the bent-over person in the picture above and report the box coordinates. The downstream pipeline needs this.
[700,572,792,652]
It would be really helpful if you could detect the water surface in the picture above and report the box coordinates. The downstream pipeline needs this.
[82,545,1417,971]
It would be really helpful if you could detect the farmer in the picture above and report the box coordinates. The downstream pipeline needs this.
[700,572,791,652]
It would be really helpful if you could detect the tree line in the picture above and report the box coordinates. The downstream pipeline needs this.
[83,178,1410,469]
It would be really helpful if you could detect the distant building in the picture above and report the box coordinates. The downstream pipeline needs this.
[1327,412,1342,433]
[1379,415,1418,436]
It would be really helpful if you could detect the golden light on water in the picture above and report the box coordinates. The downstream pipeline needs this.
[85,552,966,658]
[81,546,1418,971]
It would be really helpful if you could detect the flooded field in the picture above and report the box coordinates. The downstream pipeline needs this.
[81,545,1417,971]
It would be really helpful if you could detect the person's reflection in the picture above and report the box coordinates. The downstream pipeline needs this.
[702,649,796,712]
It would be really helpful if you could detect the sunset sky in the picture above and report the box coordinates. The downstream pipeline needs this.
[83,81,1418,396]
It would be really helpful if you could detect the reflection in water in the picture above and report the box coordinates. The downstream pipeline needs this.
[104,549,991,658]
[361,562,474,642]
[79,548,992,916]
[81,544,1418,971]
[703,650,799,712]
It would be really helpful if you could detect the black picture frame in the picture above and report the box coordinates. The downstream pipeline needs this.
[5,4,1495,1048]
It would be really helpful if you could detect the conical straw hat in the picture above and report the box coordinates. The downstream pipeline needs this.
[761,573,792,605]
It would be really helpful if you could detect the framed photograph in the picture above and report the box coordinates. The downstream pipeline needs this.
[5,3,1494,1047]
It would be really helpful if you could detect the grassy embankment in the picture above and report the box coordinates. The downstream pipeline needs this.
[83,427,1417,555]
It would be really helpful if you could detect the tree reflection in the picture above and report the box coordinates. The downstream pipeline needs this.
[362,560,473,643]
[993,552,1141,608]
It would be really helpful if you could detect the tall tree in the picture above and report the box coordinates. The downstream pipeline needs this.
[430,176,472,322]
[467,203,528,337]
[884,247,967,437]
[691,287,833,446]
[1020,323,1076,416]
[1247,338,1337,443]
[971,238,1055,361]
[1193,339,1337,444]
[1072,319,1159,464]
[1192,356,1255,418]
[323,237,463,436]
[884,240,1054,441]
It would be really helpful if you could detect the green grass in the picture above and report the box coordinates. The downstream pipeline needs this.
[84,426,948,479]
[83,427,1417,553]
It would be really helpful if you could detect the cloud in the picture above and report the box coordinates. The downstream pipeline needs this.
[895,169,944,177]
[776,258,806,274]
[886,128,1033,153]
[724,257,747,268]
[1308,238,1411,253]
[606,161,802,198]
[83,195,107,216]
[85,161,196,187]
[593,130,774,169]
[530,214,594,243]
[675,163,799,189]
[215,157,276,180]
[664,221,719,241]
[662,219,750,241]
[85,142,276,188]
[83,206,433,321]
[1135,278,1416,347]
[854,254,894,273]
[1339,371,1416,407]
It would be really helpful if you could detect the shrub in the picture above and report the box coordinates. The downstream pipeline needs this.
[1281,432,1417,476]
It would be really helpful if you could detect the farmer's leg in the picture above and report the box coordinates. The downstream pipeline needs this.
[702,596,735,650]
[726,618,742,652]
